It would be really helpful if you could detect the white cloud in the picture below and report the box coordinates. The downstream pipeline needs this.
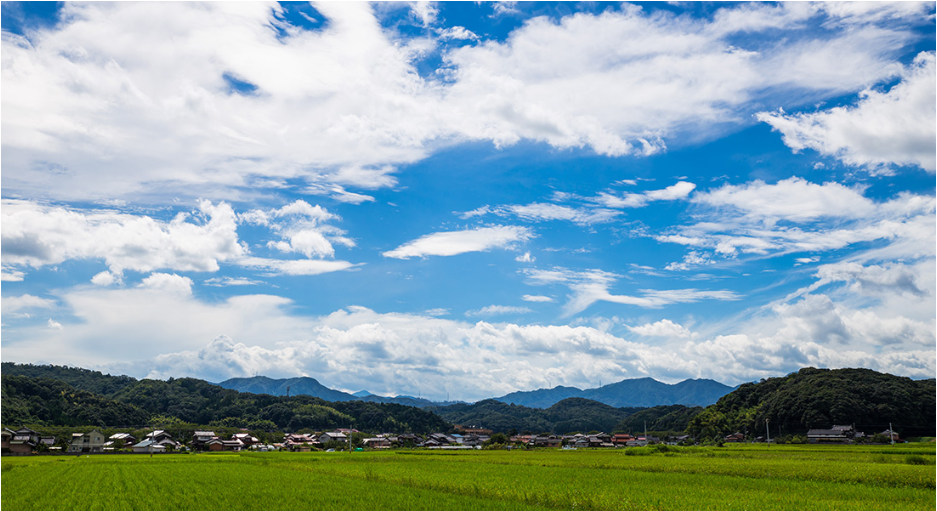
[90,271,121,286]
[813,262,926,297]
[758,52,936,172]
[694,177,876,222]
[466,305,534,317]
[1,267,26,282]
[139,273,194,296]
[383,225,532,259]
[409,2,438,28]
[594,181,696,208]
[303,184,376,205]
[3,267,931,399]
[1,294,56,315]
[0,198,365,281]
[47,319,63,330]
[522,294,554,303]
[438,26,479,41]
[515,251,535,263]
[1,199,244,275]
[204,277,263,287]
[657,178,936,265]
[458,205,491,219]
[505,203,620,225]
[237,257,357,276]
[3,3,928,202]
[524,267,741,316]
[628,319,692,338]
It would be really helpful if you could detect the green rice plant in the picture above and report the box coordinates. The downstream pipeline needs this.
[2,444,934,511]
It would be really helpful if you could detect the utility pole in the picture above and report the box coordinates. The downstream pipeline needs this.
[889,422,895,445]
[644,421,647,444]
[766,419,770,447]
[286,385,290,400]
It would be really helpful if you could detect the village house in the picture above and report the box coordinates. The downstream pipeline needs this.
[132,439,166,453]
[283,433,316,451]
[529,435,562,448]
[725,432,745,443]
[319,431,348,445]
[68,430,106,453]
[232,433,259,447]
[108,432,137,447]
[144,430,181,450]
[192,431,218,450]
[8,428,41,454]
[807,425,861,444]
[611,433,635,446]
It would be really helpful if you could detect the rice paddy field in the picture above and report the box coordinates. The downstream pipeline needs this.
[2,443,934,510]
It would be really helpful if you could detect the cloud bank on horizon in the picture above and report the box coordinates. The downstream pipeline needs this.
[1,1,934,401]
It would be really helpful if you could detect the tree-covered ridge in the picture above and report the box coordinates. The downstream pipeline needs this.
[1,369,449,434]
[429,397,644,434]
[687,367,936,439]
[1,362,138,396]
[613,405,704,434]
[1,375,151,427]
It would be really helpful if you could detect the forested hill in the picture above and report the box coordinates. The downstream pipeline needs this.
[687,367,936,438]
[1,362,137,396]
[1,365,449,434]
[428,398,702,434]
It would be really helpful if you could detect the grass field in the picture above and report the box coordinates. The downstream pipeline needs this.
[2,443,934,510]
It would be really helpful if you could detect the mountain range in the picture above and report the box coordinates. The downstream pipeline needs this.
[494,377,735,408]
[217,375,735,409]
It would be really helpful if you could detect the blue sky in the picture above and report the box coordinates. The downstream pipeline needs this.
[2,2,935,401]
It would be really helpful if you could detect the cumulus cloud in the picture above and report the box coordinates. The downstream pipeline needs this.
[628,319,692,338]
[127,301,934,399]
[1,198,360,280]
[139,273,194,296]
[438,26,479,41]
[1,199,244,276]
[515,252,535,263]
[383,225,531,259]
[91,271,121,286]
[758,52,936,172]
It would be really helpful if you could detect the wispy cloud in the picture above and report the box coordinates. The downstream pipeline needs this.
[383,225,532,259]
[525,267,741,315]
[466,305,534,317]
